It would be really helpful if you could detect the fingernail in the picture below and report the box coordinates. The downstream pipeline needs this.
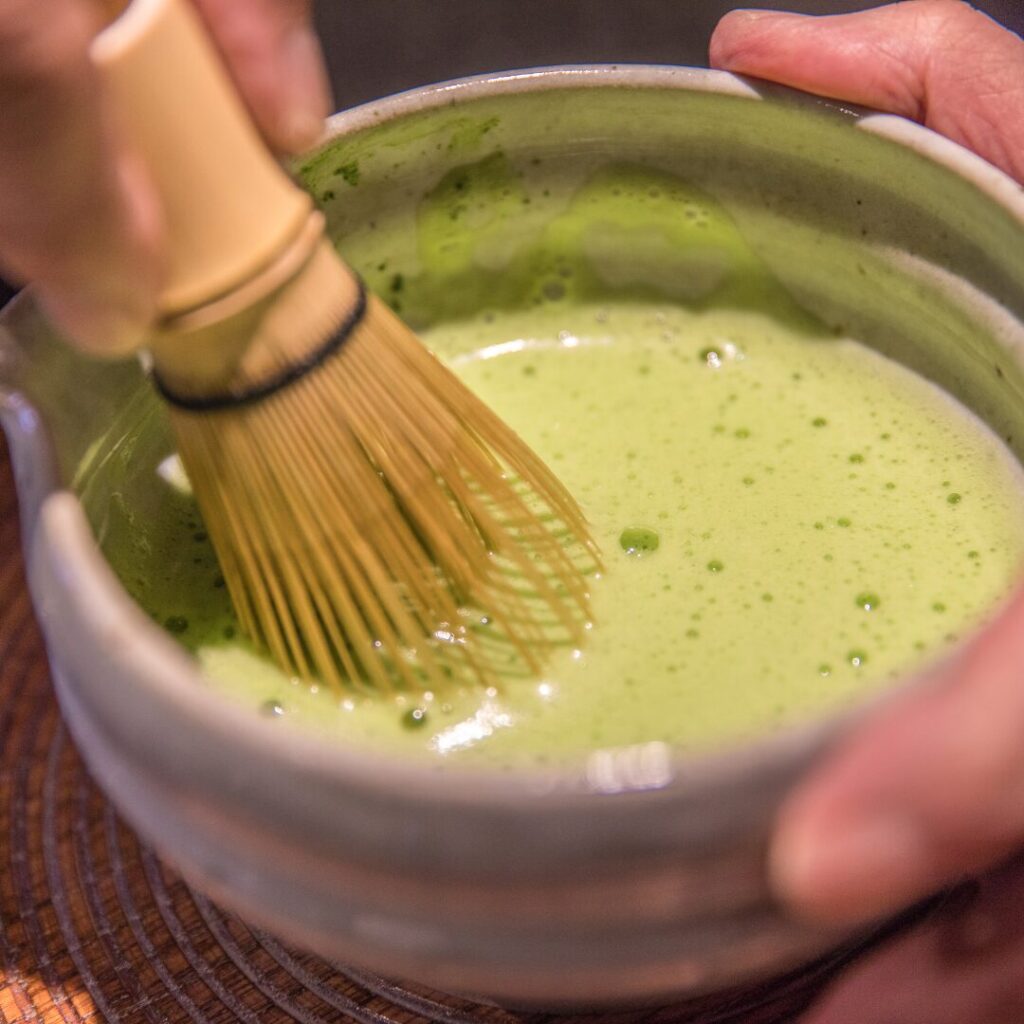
[771,811,931,923]
[723,9,793,24]
[276,25,332,153]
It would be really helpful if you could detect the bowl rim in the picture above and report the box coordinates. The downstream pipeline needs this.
[6,63,1024,809]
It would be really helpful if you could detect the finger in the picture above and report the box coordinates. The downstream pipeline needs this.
[800,854,1024,1024]
[0,0,160,354]
[772,585,1024,924]
[191,0,332,154]
[710,2,1024,184]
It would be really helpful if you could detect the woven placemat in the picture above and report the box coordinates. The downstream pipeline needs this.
[0,436,931,1024]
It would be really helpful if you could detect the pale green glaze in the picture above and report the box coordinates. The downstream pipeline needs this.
[81,161,1024,766]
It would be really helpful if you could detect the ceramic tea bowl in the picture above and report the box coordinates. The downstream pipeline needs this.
[3,66,1024,1007]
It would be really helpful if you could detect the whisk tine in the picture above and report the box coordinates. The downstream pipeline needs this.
[251,403,397,693]
[89,0,595,697]
[335,358,576,676]
[377,301,600,555]
[265,389,481,693]
[159,253,597,696]
[340,316,590,658]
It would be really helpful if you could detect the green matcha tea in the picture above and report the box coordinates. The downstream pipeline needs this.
[117,299,1024,767]
[82,155,1024,768]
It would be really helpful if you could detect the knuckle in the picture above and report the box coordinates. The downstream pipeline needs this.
[919,0,994,36]
[196,0,270,62]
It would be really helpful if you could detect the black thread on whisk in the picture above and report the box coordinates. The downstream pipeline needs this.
[153,277,368,412]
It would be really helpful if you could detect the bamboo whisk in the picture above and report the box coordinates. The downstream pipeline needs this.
[92,0,598,693]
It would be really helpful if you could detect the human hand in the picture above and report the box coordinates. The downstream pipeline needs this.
[710,3,1024,1020]
[786,590,1024,1024]
[0,0,331,355]
[712,1,1024,186]
[802,853,1024,1024]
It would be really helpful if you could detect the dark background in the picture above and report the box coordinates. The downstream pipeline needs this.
[2,1,1023,307]
[315,0,1024,108]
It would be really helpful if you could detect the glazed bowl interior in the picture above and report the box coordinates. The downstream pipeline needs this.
[35,67,1024,766]
[33,69,1024,719]
[5,66,1024,1005]
[28,70,1024,623]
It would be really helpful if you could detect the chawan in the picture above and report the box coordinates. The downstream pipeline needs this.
[3,67,1024,1006]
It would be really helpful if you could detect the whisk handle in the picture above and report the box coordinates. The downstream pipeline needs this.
[90,0,315,319]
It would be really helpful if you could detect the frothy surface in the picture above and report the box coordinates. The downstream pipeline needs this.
[158,300,1024,766]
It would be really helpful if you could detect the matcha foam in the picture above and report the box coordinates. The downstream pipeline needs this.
[116,300,1024,768]
[83,159,1024,768]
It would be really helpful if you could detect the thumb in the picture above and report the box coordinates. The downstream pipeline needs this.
[771,585,1024,924]
[0,0,161,355]
[710,1,1024,185]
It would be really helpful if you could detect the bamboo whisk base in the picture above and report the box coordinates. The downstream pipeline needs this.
[155,241,599,695]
